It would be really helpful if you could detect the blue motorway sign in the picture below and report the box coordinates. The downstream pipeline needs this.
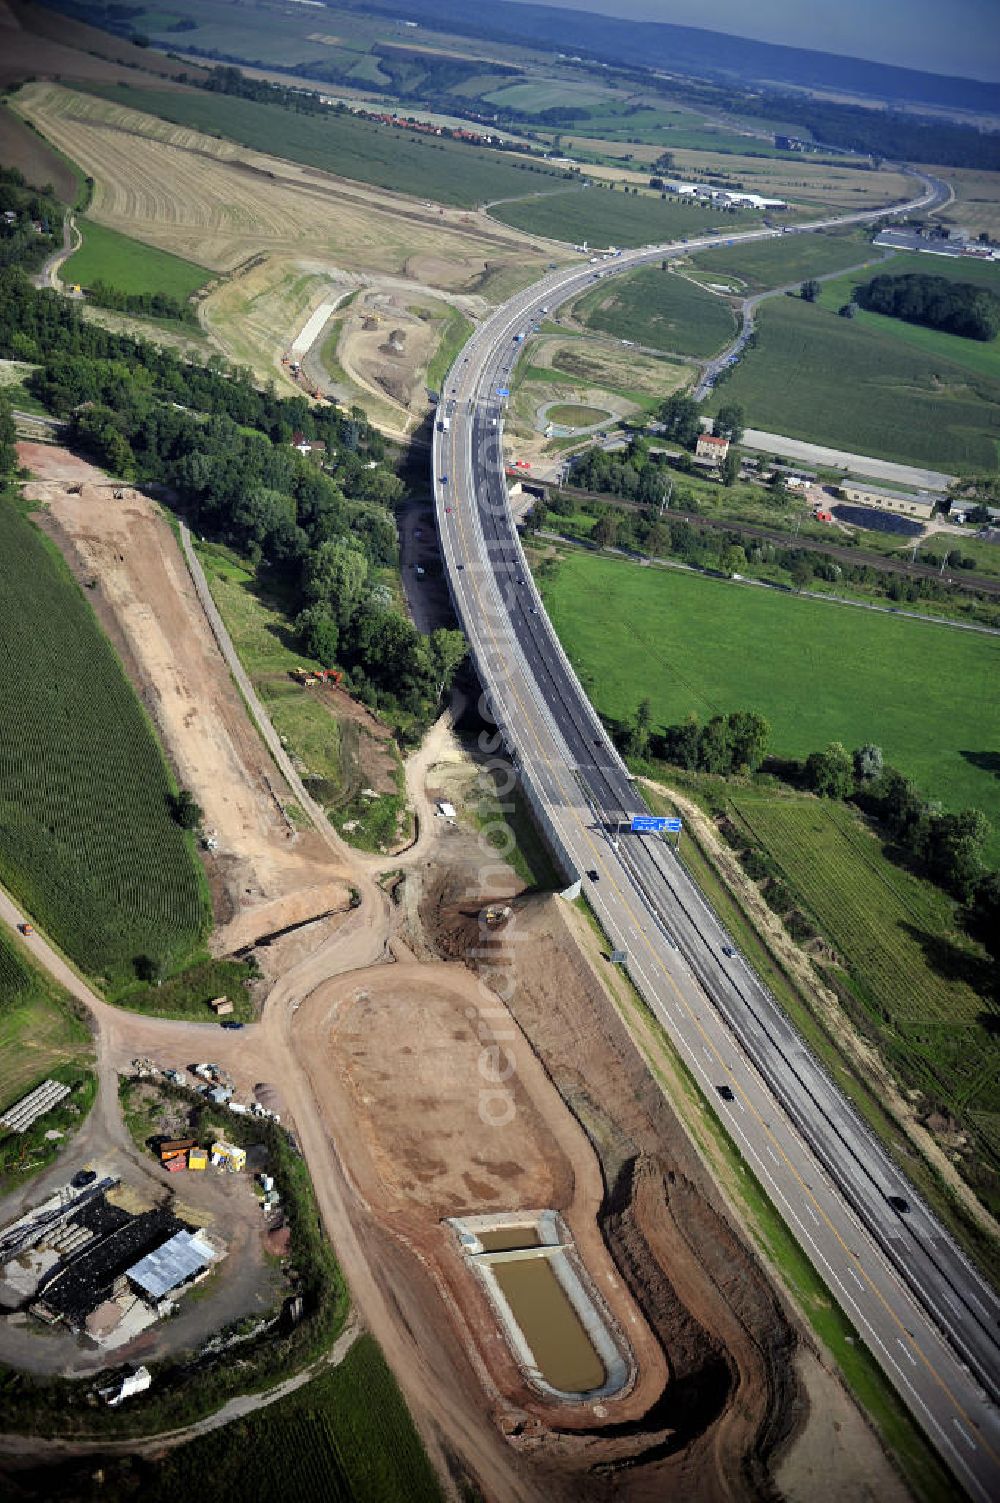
[496,387,510,397]
[629,814,682,834]
[630,814,668,833]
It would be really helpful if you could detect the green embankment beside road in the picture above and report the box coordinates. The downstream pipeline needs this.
[426,306,474,394]
[705,294,1000,472]
[0,499,208,994]
[571,264,736,357]
[538,549,1000,858]
[0,929,95,1189]
[488,185,760,248]
[79,82,574,209]
[729,794,1000,1211]
[61,219,211,300]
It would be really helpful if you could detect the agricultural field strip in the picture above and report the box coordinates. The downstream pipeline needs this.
[731,798,984,1026]
[0,502,205,989]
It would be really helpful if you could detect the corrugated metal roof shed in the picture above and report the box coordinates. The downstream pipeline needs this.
[126,1230,215,1300]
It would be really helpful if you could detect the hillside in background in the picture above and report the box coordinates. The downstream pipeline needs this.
[359,0,1000,111]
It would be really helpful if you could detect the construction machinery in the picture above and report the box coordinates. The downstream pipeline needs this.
[292,666,342,687]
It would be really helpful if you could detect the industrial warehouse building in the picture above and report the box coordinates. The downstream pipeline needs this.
[838,482,940,520]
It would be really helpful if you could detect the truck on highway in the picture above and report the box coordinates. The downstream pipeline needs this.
[438,415,450,432]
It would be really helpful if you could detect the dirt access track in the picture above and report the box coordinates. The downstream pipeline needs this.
[21,446,352,951]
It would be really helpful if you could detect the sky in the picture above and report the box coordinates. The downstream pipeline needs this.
[505,0,1000,83]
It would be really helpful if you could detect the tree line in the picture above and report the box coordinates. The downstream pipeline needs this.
[853,272,1000,342]
[616,701,997,939]
[0,268,465,733]
[82,279,197,325]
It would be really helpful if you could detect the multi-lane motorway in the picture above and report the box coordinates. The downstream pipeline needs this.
[432,177,1000,1498]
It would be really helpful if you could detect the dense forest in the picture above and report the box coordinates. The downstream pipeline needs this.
[0,168,62,275]
[0,268,464,731]
[854,272,1000,341]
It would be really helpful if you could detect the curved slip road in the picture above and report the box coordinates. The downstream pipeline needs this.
[433,170,1000,1501]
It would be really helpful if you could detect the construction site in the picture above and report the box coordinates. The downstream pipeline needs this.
[0,438,915,1502]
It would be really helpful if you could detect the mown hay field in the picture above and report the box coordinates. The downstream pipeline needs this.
[572,264,736,357]
[728,795,1000,1203]
[77,79,574,209]
[0,501,207,992]
[14,85,547,293]
[538,549,1000,856]
[705,293,1000,472]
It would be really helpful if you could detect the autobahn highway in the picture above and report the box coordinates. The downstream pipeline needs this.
[432,175,1000,1498]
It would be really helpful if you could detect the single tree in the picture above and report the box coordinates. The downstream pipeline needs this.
[592,514,620,549]
[853,743,884,783]
[714,402,745,443]
[800,279,821,302]
[294,603,340,667]
[168,788,203,830]
[805,741,853,799]
[721,448,740,487]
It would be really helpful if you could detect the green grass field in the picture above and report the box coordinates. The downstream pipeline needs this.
[546,402,610,425]
[815,252,1000,383]
[116,1335,442,1502]
[572,265,736,356]
[706,295,1000,473]
[80,83,574,209]
[61,219,210,300]
[0,501,208,992]
[728,794,1000,1202]
[0,928,95,1186]
[539,551,1000,857]
[688,230,877,292]
[488,185,759,248]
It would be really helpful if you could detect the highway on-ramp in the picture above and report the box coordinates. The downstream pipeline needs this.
[432,175,1000,1499]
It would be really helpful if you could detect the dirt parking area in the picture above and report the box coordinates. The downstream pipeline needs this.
[21,451,351,951]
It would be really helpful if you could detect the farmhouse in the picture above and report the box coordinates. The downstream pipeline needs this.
[838,482,940,520]
[695,433,730,463]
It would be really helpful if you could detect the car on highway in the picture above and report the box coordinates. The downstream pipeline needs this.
[586,869,599,882]
[887,1195,910,1214]
[221,1021,245,1030]
[722,944,735,957]
[717,1084,735,1102]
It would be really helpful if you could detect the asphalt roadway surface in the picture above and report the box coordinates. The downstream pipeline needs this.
[432,170,1000,1500]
